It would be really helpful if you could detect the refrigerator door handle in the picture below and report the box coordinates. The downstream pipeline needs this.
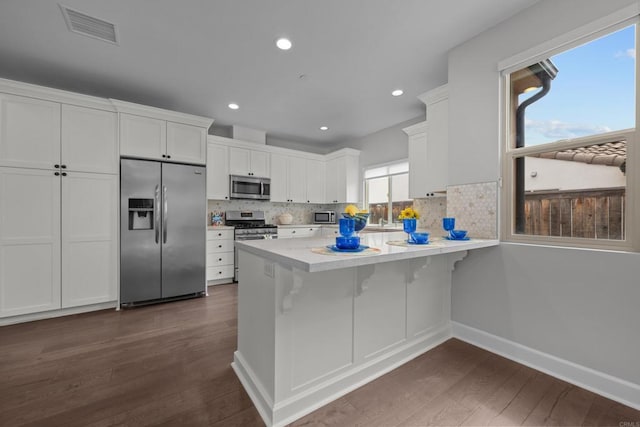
[154,185,160,244]
[163,185,168,244]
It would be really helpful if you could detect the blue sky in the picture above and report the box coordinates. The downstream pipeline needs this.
[521,24,635,146]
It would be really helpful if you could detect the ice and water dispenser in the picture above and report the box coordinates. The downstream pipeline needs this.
[128,198,154,230]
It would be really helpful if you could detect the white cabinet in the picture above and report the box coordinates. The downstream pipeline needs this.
[325,150,359,203]
[0,94,60,169]
[229,146,270,177]
[278,226,322,239]
[0,94,118,174]
[61,172,118,308]
[119,113,207,164]
[0,168,61,317]
[206,142,229,200]
[405,84,448,198]
[306,159,326,204]
[62,104,118,174]
[206,228,234,283]
[320,226,340,237]
[270,153,307,203]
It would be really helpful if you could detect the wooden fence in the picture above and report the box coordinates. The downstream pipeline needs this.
[522,188,625,239]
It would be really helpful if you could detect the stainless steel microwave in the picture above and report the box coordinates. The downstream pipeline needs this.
[230,175,270,200]
[314,211,336,224]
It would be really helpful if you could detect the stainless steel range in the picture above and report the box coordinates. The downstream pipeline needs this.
[225,210,278,280]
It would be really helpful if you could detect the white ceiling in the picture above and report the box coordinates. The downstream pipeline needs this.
[0,0,538,147]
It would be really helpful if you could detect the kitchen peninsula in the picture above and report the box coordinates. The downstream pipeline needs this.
[233,231,498,427]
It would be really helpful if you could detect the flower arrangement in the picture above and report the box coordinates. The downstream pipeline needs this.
[343,205,369,232]
[398,206,420,220]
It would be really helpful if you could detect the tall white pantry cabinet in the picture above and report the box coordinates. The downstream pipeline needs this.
[0,80,119,321]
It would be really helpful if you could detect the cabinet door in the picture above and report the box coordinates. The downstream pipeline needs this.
[61,105,118,174]
[119,113,166,160]
[288,157,307,203]
[229,147,251,175]
[250,150,270,178]
[306,159,325,203]
[166,121,206,164]
[0,167,61,317]
[0,94,61,169]
[269,153,289,202]
[425,98,448,192]
[408,130,428,199]
[206,143,229,200]
[61,172,118,308]
[325,158,339,203]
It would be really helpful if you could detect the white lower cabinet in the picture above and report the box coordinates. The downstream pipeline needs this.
[206,228,234,283]
[277,226,322,239]
[0,167,118,318]
[320,226,339,237]
[61,172,118,308]
[0,168,61,316]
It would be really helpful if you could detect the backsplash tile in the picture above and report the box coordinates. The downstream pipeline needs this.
[446,182,497,239]
[207,200,334,225]
[412,197,447,233]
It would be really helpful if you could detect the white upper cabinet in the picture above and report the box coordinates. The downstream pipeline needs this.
[0,93,61,169]
[166,121,207,164]
[119,113,166,160]
[306,159,326,204]
[229,146,270,177]
[0,93,118,174]
[325,149,359,203]
[405,84,448,198]
[61,104,118,174]
[207,142,229,200]
[271,153,307,203]
[113,100,212,165]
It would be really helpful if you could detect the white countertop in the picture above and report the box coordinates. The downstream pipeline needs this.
[235,231,499,272]
[277,224,325,228]
[207,225,235,230]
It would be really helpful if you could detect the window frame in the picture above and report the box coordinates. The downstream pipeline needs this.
[500,16,640,252]
[363,160,410,226]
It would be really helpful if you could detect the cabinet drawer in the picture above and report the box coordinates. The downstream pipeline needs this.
[206,265,234,281]
[206,252,234,267]
[207,239,234,253]
[207,229,234,240]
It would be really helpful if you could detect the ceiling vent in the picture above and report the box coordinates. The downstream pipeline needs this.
[59,4,118,45]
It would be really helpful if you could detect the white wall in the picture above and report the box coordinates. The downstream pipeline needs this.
[448,0,640,394]
[526,157,626,191]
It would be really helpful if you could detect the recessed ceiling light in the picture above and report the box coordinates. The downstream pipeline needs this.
[391,89,404,97]
[320,126,329,131]
[276,38,292,50]
[228,103,239,110]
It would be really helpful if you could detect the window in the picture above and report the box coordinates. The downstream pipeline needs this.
[364,161,413,225]
[502,19,638,250]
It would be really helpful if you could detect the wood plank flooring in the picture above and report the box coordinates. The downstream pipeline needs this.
[1,283,638,426]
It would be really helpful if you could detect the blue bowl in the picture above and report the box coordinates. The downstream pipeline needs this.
[412,232,429,244]
[343,213,369,232]
[450,229,468,239]
[336,235,360,249]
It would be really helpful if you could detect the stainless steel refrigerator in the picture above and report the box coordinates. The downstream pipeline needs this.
[120,159,205,305]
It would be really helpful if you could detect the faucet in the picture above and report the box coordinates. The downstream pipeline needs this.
[379,218,387,226]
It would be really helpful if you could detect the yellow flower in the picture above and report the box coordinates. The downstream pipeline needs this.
[398,207,420,219]
[344,204,359,217]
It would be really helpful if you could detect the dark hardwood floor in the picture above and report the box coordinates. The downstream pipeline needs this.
[1,284,638,426]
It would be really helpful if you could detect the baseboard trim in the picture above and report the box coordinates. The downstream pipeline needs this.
[451,321,640,411]
[0,301,117,326]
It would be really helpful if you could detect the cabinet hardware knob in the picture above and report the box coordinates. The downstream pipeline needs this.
[218,244,222,248]
[162,154,166,158]
[218,258,222,261]
[54,164,60,168]
[167,155,171,159]
[62,172,67,176]
[292,230,296,233]
[61,165,67,169]
[218,233,222,236]
[54,172,60,176]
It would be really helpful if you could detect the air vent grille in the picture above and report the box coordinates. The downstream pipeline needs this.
[60,4,118,44]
